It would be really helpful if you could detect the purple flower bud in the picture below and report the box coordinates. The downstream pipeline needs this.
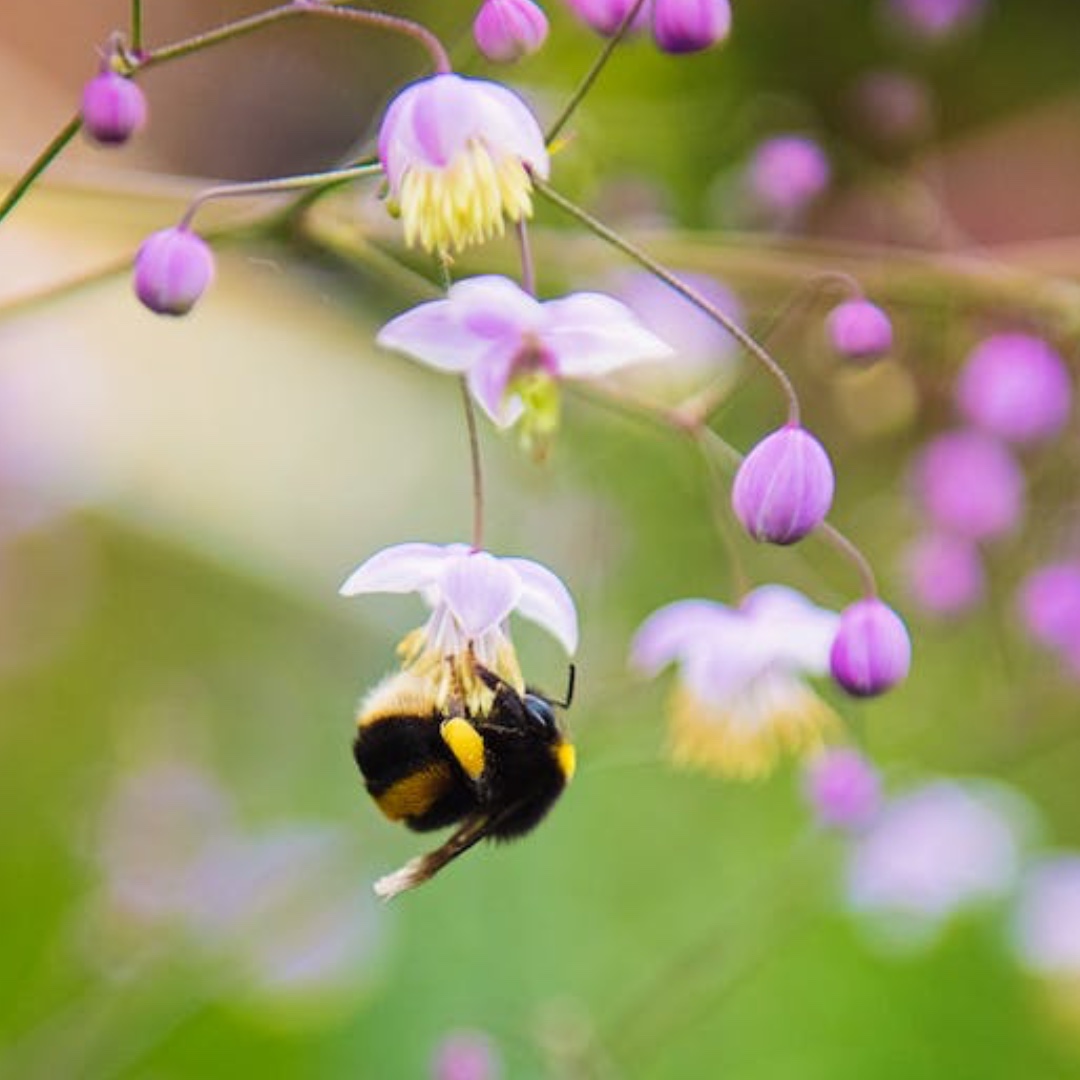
[910,429,1024,541]
[902,532,984,617]
[804,748,882,830]
[564,0,652,37]
[830,598,912,698]
[473,0,549,62]
[81,72,147,146]
[133,228,215,316]
[652,0,731,53]
[747,135,831,217]
[826,299,894,362]
[955,333,1072,445]
[1017,562,1080,651]
[732,425,835,545]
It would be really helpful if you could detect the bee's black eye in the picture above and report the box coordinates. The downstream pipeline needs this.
[523,695,557,733]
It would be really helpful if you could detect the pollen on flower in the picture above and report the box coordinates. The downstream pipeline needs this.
[398,141,535,254]
[668,682,840,780]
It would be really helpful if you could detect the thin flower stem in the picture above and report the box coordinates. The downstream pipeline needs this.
[516,220,536,296]
[757,269,863,347]
[178,162,382,229]
[531,175,803,425]
[130,0,144,52]
[137,3,451,74]
[0,115,82,225]
[818,522,878,597]
[545,0,650,145]
[460,378,485,551]
[691,428,750,599]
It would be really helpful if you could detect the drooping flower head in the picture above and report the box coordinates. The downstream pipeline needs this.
[378,74,549,255]
[340,542,577,717]
[651,0,731,54]
[631,585,842,779]
[376,275,672,449]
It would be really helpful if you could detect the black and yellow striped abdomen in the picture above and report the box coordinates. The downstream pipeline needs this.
[353,712,478,832]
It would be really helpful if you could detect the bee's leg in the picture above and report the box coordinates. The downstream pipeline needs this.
[374,812,492,900]
[439,716,486,782]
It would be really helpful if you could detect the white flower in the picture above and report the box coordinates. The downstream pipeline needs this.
[630,585,841,778]
[340,541,577,713]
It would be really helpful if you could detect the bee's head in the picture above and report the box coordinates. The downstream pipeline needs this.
[523,691,576,782]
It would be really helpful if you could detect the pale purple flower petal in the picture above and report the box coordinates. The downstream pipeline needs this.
[466,341,526,428]
[741,585,841,673]
[630,599,735,674]
[541,292,675,377]
[846,780,1022,927]
[339,542,460,597]
[438,551,522,637]
[1013,857,1080,977]
[377,301,484,373]
[503,556,579,655]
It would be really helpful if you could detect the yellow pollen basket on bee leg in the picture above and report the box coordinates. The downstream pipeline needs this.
[440,716,486,780]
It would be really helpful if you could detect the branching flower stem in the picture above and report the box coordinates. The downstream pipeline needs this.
[0,2,448,226]
[531,174,803,426]
[178,163,382,230]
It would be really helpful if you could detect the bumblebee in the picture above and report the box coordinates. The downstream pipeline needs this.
[353,660,576,898]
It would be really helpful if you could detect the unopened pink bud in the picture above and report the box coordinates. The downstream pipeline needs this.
[732,425,835,545]
[830,598,912,698]
[827,299,893,362]
[474,0,549,62]
[956,333,1072,445]
[133,228,215,316]
[81,72,147,146]
[652,0,731,54]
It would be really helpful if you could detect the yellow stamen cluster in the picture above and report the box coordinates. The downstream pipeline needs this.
[396,626,525,718]
[668,683,839,780]
[396,139,535,255]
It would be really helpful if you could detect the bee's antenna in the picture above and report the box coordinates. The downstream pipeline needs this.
[550,663,575,710]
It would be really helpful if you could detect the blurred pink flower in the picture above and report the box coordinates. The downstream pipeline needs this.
[747,135,831,217]
[902,532,985,617]
[803,748,882,831]
[910,429,1025,541]
[432,1030,502,1080]
[955,333,1072,445]
[1013,857,1080,978]
[846,780,1024,943]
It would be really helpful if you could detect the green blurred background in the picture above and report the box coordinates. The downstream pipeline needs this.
[2,1,1080,1076]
